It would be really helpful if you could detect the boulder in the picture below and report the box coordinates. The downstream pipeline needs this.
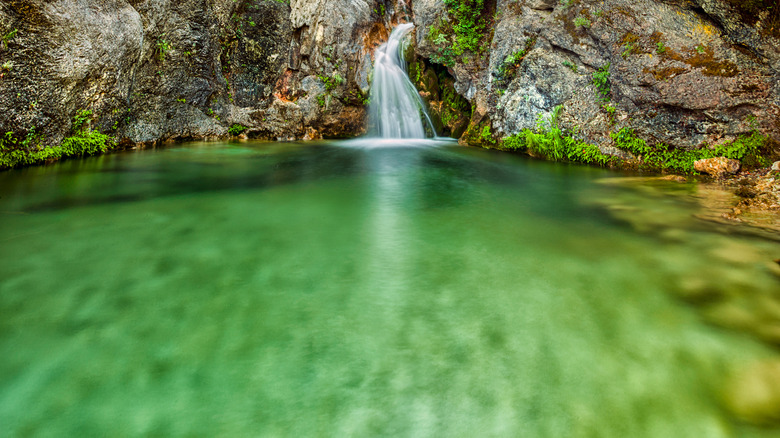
[694,157,741,177]
[772,161,780,171]
[724,360,780,425]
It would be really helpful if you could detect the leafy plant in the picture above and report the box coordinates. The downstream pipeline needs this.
[592,63,611,101]
[1,28,18,49]
[156,34,171,62]
[574,16,591,28]
[611,127,770,173]
[494,37,536,88]
[656,42,667,54]
[1,110,115,169]
[228,124,248,136]
[428,0,490,65]
[621,42,636,58]
[502,105,616,167]
[562,60,578,72]
[1,61,12,71]
[318,73,344,92]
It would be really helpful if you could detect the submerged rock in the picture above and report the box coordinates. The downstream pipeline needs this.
[725,360,780,426]
[694,157,741,178]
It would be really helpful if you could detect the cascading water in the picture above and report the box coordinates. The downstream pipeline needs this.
[369,23,436,139]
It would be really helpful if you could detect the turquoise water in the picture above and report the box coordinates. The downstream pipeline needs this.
[1,140,779,437]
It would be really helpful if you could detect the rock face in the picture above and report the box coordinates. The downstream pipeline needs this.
[411,0,780,155]
[694,157,741,177]
[0,0,396,152]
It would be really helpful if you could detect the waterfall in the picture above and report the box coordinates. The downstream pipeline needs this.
[368,23,436,139]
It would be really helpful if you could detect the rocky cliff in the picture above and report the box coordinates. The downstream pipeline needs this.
[0,0,401,156]
[413,0,780,153]
[0,0,778,168]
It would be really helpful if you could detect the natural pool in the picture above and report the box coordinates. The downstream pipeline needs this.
[1,140,779,437]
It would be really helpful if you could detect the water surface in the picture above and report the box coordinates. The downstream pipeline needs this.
[1,140,779,437]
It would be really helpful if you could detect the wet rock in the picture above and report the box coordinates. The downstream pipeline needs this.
[694,157,741,178]
[675,277,725,305]
[772,161,780,172]
[724,360,780,426]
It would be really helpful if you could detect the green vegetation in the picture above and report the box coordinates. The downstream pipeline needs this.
[228,124,249,136]
[499,108,770,174]
[443,0,489,55]
[562,60,578,73]
[156,34,171,62]
[611,127,769,173]
[1,110,114,170]
[591,63,611,101]
[440,74,470,127]
[480,125,496,146]
[656,42,667,54]
[1,61,12,72]
[318,73,344,92]
[560,0,576,9]
[428,0,491,66]
[574,16,591,28]
[2,28,18,49]
[494,37,536,89]
[316,94,329,109]
[502,106,616,166]
[621,42,637,58]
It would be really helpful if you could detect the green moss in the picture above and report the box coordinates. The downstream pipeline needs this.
[462,118,495,148]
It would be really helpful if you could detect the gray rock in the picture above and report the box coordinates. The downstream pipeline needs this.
[528,0,557,10]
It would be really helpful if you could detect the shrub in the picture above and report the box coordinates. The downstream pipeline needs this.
[574,16,591,28]
[228,124,248,136]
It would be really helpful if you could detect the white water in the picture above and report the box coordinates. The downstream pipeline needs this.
[369,23,436,139]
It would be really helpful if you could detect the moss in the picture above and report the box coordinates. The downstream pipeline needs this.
[673,46,738,77]
[643,66,689,81]
[462,118,495,148]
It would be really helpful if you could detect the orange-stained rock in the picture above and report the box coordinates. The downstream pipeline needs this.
[694,157,741,177]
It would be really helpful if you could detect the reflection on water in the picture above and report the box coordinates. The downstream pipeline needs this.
[1,140,779,437]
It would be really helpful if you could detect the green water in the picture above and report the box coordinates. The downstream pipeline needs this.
[1,140,779,437]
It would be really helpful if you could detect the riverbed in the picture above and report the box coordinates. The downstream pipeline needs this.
[1,140,779,437]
